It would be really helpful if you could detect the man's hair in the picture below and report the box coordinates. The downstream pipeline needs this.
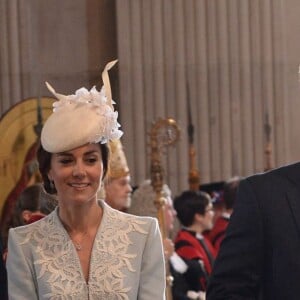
[174,190,211,227]
[223,176,241,210]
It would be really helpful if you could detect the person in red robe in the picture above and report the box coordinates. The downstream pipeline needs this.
[208,176,241,254]
[174,190,216,294]
[1,184,57,261]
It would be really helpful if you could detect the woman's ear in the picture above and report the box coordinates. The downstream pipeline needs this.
[22,210,32,223]
[194,212,204,223]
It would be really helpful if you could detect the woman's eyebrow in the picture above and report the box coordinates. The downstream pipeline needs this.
[56,150,99,157]
[84,150,100,156]
[56,152,73,157]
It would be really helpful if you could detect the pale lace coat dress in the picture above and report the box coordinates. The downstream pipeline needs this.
[7,200,166,300]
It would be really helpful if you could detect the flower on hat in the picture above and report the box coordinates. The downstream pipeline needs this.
[47,82,123,144]
[41,60,123,153]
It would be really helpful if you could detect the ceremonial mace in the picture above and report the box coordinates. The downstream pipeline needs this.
[149,118,180,300]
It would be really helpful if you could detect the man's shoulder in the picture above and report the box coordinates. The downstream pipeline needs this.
[238,162,300,196]
[247,161,300,182]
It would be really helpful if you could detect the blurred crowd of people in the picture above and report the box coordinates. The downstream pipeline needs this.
[128,175,242,300]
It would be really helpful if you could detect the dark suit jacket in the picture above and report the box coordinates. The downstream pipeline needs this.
[207,162,300,300]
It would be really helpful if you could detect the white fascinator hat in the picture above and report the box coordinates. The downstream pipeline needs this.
[41,60,123,153]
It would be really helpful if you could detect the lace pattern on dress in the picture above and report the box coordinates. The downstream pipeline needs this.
[16,201,148,299]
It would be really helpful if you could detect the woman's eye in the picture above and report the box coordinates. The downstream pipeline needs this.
[59,158,73,164]
[86,157,98,163]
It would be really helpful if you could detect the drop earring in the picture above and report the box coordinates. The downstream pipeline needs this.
[50,180,55,190]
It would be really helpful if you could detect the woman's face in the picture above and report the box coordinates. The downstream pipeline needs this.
[48,143,103,206]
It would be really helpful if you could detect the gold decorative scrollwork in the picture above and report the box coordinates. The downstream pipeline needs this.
[149,117,180,300]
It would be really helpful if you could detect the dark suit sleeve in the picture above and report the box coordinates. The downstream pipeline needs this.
[207,178,264,300]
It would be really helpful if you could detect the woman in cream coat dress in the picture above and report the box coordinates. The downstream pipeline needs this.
[8,200,164,299]
[6,61,166,300]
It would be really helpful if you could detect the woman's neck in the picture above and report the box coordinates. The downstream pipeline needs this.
[58,200,102,233]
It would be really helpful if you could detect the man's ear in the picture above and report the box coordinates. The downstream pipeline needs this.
[194,212,204,223]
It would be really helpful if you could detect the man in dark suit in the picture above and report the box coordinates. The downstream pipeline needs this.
[207,163,300,300]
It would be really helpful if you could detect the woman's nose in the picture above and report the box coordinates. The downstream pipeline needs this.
[72,162,86,177]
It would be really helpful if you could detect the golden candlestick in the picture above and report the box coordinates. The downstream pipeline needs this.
[188,144,200,191]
